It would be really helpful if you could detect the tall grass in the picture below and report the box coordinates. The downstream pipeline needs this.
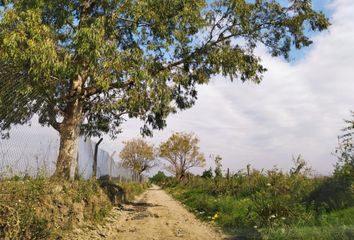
[0,176,151,239]
[159,166,354,239]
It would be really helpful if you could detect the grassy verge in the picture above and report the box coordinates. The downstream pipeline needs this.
[116,181,151,201]
[0,178,150,239]
[164,173,354,240]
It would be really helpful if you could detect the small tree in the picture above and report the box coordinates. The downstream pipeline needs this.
[119,138,156,182]
[159,132,205,181]
[213,154,223,179]
[201,167,213,179]
[290,154,312,176]
[334,112,354,177]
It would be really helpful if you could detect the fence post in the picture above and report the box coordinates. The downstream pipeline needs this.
[108,151,116,181]
[92,138,103,179]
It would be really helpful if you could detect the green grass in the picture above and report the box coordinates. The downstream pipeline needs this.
[317,207,354,226]
[262,225,354,240]
[165,174,354,240]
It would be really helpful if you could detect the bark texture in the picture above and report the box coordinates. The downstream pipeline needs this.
[53,99,83,180]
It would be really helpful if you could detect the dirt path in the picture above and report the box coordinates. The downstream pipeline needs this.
[67,185,227,240]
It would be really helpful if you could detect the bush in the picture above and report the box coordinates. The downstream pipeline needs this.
[306,175,354,211]
[201,167,213,179]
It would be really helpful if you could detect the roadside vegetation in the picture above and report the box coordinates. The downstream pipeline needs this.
[153,160,353,239]
[0,177,150,239]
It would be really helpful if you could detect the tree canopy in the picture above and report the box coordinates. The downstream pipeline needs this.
[159,132,205,181]
[119,138,156,180]
[0,0,330,179]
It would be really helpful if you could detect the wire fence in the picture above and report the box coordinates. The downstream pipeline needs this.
[0,62,145,182]
[0,118,143,181]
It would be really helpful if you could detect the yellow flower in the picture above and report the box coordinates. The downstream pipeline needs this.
[211,212,219,221]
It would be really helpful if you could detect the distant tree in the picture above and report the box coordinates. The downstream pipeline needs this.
[201,167,213,179]
[159,132,205,181]
[290,155,312,176]
[0,0,329,179]
[334,112,354,177]
[213,154,223,179]
[150,171,168,185]
[120,138,156,182]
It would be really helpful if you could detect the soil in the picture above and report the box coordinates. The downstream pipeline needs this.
[66,185,228,240]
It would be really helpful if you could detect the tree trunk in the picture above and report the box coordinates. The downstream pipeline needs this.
[176,170,185,182]
[53,99,83,180]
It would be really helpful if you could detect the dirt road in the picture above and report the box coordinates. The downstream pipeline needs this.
[68,185,227,240]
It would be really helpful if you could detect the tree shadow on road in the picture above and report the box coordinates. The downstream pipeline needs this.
[127,202,161,208]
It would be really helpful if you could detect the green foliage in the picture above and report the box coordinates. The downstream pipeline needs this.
[306,175,354,211]
[166,163,353,239]
[334,111,354,177]
[306,114,354,212]
[201,167,213,179]
[261,225,354,240]
[150,171,168,185]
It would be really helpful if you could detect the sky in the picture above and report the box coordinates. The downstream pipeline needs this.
[98,0,354,176]
[2,0,354,177]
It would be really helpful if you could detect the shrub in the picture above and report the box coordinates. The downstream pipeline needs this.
[307,175,354,211]
[201,167,213,179]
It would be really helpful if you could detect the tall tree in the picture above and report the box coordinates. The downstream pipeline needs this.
[159,132,205,181]
[120,138,156,182]
[0,0,329,179]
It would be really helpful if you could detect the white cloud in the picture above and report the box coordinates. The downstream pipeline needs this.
[103,0,354,175]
